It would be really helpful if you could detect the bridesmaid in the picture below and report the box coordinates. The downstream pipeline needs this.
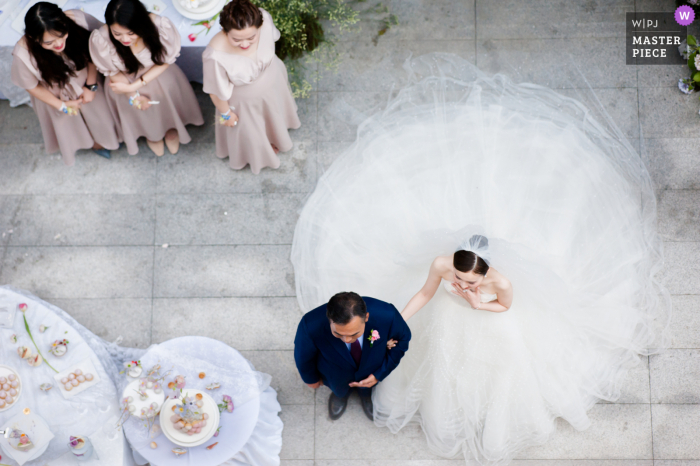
[202,0,301,174]
[11,2,120,165]
[89,0,204,156]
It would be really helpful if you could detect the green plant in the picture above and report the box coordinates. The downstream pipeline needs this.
[679,34,700,100]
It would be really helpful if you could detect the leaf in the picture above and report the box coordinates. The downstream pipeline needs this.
[689,35,697,46]
[694,71,700,82]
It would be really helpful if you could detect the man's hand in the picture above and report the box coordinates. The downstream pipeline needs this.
[307,380,323,389]
[349,374,378,388]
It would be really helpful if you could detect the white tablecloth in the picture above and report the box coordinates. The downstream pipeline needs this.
[0,0,218,105]
[123,336,283,466]
[0,286,130,466]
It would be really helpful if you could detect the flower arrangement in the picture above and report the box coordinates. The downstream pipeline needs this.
[217,394,234,413]
[190,0,397,98]
[678,34,700,114]
[367,329,380,347]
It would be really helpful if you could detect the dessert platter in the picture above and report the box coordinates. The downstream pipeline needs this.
[171,0,225,21]
[160,389,220,448]
[52,359,101,399]
[0,365,22,412]
[0,411,54,465]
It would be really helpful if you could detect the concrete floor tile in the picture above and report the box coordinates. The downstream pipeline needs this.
[318,91,389,142]
[655,462,700,466]
[289,92,318,143]
[518,404,652,459]
[658,242,700,295]
[0,246,153,299]
[381,0,475,41]
[637,64,688,88]
[314,387,440,460]
[614,356,651,404]
[317,141,353,176]
[155,193,304,245]
[280,461,314,466]
[477,0,632,39]
[0,101,43,144]
[477,38,637,89]
[318,41,476,92]
[642,139,700,191]
[663,295,700,349]
[280,404,315,459]
[239,350,314,405]
[317,462,652,466]
[650,350,700,403]
[639,88,700,139]
[657,191,700,242]
[153,245,294,298]
[49,298,152,348]
[152,297,301,350]
[0,143,156,195]
[652,404,700,459]
[558,87,640,139]
[5,195,155,246]
[155,141,317,194]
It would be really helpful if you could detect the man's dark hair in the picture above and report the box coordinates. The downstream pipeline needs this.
[326,292,367,325]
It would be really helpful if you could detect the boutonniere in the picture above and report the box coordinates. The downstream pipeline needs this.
[367,329,380,347]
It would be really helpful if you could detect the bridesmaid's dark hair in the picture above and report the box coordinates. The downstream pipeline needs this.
[24,2,91,88]
[219,0,263,32]
[454,235,490,276]
[104,0,164,75]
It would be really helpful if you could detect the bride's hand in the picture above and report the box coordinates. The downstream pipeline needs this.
[386,339,397,350]
[451,283,481,308]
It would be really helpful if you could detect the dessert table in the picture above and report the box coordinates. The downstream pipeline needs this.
[0,286,131,466]
[0,0,221,106]
[121,336,283,466]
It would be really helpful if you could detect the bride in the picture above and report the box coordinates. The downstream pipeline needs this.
[290,53,670,464]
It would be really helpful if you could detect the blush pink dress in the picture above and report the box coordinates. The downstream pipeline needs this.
[10,10,120,166]
[89,15,204,155]
[202,8,301,174]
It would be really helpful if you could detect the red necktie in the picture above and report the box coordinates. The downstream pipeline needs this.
[350,339,362,366]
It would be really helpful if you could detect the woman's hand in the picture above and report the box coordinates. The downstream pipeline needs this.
[81,88,96,104]
[57,98,83,115]
[132,95,152,111]
[451,283,481,308]
[221,112,239,128]
[110,80,137,95]
[386,339,397,350]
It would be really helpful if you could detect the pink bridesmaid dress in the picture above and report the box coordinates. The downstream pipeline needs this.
[89,14,204,155]
[11,10,120,166]
[202,8,301,174]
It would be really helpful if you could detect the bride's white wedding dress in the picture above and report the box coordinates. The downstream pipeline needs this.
[290,54,670,464]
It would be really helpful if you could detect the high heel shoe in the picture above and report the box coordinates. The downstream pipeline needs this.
[165,133,180,155]
[92,148,111,159]
[147,139,165,157]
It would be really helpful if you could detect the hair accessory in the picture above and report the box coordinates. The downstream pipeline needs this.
[457,234,491,266]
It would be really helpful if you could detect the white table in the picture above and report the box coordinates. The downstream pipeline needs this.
[0,0,219,106]
[0,286,130,466]
[122,336,283,466]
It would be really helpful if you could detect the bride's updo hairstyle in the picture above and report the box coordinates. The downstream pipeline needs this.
[219,0,263,32]
[454,235,490,276]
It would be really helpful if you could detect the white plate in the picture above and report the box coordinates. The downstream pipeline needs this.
[159,390,219,447]
[0,365,22,412]
[171,0,225,21]
[121,379,165,420]
[11,0,68,34]
[52,358,101,399]
[0,412,54,466]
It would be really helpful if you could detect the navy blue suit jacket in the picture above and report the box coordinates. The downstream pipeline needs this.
[294,297,412,398]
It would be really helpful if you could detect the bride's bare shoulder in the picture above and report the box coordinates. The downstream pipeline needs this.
[431,254,453,272]
[490,268,512,290]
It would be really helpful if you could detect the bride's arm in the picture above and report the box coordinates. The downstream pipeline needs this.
[472,279,513,313]
[400,258,444,320]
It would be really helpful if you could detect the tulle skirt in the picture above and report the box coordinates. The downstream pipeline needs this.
[290,54,670,464]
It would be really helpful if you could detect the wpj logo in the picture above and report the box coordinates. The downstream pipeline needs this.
[626,12,687,65]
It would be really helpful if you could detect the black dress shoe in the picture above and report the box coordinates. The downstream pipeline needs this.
[328,392,349,420]
[360,395,374,421]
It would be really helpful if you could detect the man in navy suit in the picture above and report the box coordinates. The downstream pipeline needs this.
[294,291,412,420]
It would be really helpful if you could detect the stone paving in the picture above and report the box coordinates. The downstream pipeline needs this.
[1,0,700,464]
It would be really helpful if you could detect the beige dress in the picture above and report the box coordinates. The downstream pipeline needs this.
[202,8,301,174]
[89,15,204,155]
[10,10,120,166]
